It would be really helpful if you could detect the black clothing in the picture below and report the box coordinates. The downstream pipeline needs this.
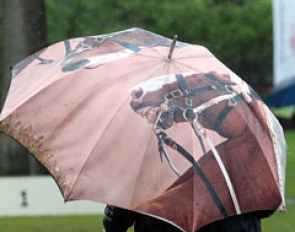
[103,205,135,232]
[198,213,261,232]
[134,214,181,232]
[103,205,180,232]
[102,205,267,232]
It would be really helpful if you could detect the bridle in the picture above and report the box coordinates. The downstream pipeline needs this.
[153,72,252,217]
[154,73,240,130]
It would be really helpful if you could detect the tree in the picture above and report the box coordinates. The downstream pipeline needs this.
[0,0,47,175]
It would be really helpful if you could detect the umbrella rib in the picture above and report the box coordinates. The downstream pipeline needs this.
[71,46,168,60]
[66,60,167,198]
[172,45,213,59]
[65,93,131,199]
[44,82,112,144]
[241,100,285,199]
[172,45,210,57]
[3,50,163,123]
[43,62,151,145]
[265,110,286,209]
[146,46,167,58]
[118,58,178,194]
[175,55,213,60]
[129,129,154,204]
[170,60,202,74]
[172,60,204,72]
[124,53,188,202]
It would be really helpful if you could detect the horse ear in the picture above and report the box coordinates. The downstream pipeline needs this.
[222,73,231,79]
[208,72,235,85]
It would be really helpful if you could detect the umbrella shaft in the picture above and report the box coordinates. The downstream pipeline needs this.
[166,35,178,62]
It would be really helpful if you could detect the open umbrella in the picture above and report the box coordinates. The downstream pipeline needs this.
[0,28,286,231]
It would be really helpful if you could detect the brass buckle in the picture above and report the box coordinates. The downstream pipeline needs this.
[228,97,237,107]
[171,89,183,98]
[185,98,193,107]
[225,85,233,93]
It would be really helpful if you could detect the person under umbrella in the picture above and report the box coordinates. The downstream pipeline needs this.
[102,205,273,231]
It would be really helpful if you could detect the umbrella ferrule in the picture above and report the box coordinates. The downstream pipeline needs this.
[166,35,178,62]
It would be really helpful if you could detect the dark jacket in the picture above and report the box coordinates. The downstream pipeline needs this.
[102,205,269,232]
[103,205,180,232]
[198,213,262,232]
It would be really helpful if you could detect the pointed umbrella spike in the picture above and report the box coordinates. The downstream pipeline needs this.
[166,35,178,62]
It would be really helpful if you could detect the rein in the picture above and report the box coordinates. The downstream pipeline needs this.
[156,130,229,218]
[154,73,248,216]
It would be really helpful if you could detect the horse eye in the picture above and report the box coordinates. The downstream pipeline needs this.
[134,89,143,98]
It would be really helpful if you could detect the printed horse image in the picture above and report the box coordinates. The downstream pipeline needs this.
[130,72,248,138]
[129,72,283,231]
[33,37,140,73]
[13,28,183,77]
[55,28,185,72]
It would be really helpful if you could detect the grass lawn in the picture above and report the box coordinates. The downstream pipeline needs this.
[262,204,295,232]
[0,130,294,232]
[0,210,294,232]
[262,129,295,232]
[285,130,295,199]
[0,215,102,232]
[0,215,133,232]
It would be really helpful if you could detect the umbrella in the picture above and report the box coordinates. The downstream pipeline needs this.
[0,28,287,231]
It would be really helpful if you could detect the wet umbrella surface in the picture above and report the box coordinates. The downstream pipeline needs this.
[0,28,287,231]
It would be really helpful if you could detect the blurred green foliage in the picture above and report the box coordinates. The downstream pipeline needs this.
[45,0,273,93]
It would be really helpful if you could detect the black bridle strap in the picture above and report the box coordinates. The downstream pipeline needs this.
[189,86,215,96]
[176,74,189,96]
[175,73,245,138]
[159,132,229,218]
[213,94,243,133]
[176,73,235,99]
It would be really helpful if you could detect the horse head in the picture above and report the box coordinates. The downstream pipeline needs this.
[130,72,247,138]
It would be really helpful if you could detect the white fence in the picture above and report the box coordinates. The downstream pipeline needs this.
[0,176,105,217]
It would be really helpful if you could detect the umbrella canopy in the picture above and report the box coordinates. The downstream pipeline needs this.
[0,28,287,231]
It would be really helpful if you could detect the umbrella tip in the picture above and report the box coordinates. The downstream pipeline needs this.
[166,35,178,62]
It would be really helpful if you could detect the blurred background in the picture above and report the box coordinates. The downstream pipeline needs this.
[0,0,294,231]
